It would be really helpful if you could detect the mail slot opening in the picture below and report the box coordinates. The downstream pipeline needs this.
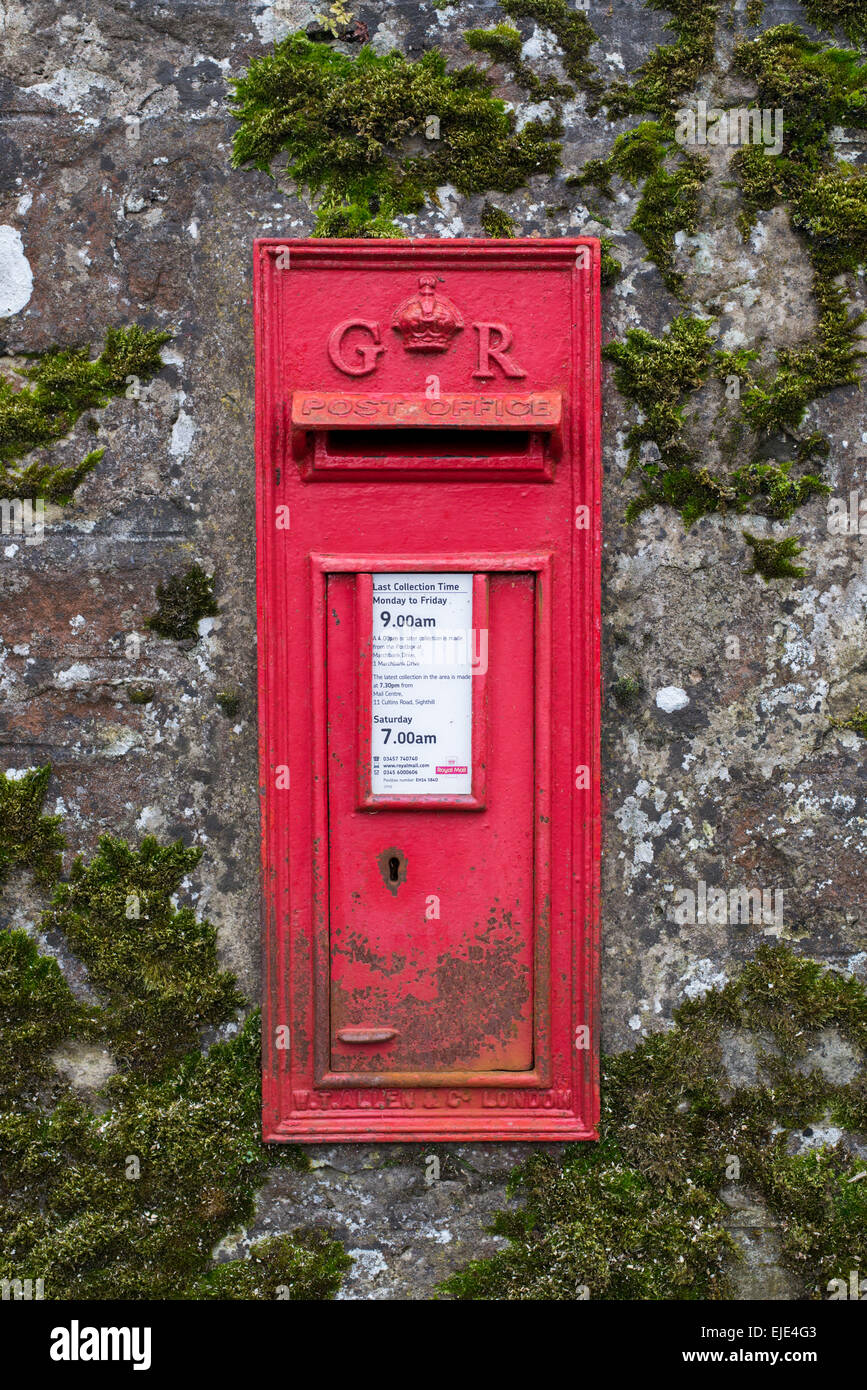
[325,428,532,458]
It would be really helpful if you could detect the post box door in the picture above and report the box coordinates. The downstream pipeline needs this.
[326,569,536,1076]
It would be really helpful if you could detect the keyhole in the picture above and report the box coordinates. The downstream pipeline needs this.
[378,846,406,896]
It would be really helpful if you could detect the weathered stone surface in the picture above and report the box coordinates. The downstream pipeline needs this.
[223,1144,552,1300]
[1,0,865,1297]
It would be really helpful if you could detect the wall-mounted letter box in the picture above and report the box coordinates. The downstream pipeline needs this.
[255,239,601,1141]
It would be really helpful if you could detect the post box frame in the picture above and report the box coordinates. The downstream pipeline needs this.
[255,239,601,1142]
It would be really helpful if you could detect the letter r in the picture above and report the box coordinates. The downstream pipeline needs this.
[472,322,527,379]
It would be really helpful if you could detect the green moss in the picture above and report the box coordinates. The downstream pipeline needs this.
[498,0,600,97]
[599,234,622,286]
[732,28,867,239]
[480,202,518,237]
[735,282,864,435]
[571,122,708,295]
[603,0,721,119]
[0,785,322,1301]
[0,1012,311,1300]
[440,945,867,1301]
[215,689,241,719]
[612,675,642,706]
[802,0,867,46]
[147,564,218,642]
[464,23,523,67]
[603,287,845,555]
[829,705,867,739]
[43,835,244,1074]
[793,166,867,278]
[746,0,764,24]
[603,315,718,524]
[743,530,807,580]
[128,685,155,706]
[730,457,830,521]
[629,151,708,294]
[230,35,560,237]
[0,327,170,502]
[0,932,84,1102]
[188,1231,351,1300]
[0,766,65,889]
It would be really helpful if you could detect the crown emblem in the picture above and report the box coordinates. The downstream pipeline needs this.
[391,274,464,352]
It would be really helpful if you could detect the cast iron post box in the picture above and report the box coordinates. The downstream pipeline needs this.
[255,238,601,1141]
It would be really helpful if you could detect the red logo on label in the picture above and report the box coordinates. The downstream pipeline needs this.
[436,766,468,775]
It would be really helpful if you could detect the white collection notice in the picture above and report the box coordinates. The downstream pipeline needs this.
[371,572,474,796]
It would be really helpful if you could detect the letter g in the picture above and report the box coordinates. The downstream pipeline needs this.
[328,319,386,376]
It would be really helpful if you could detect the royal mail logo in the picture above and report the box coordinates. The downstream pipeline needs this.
[327,273,527,380]
[436,765,468,774]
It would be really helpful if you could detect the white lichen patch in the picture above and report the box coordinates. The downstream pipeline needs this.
[0,225,33,317]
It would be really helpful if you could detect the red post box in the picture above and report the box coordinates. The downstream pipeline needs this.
[255,239,601,1141]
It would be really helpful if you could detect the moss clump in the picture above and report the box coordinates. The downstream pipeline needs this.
[441,945,867,1301]
[0,932,84,1102]
[498,0,600,97]
[743,531,807,580]
[442,1140,732,1299]
[464,23,523,68]
[719,284,864,437]
[599,235,622,286]
[0,1009,313,1300]
[480,202,518,237]
[603,315,719,523]
[0,766,65,889]
[612,675,642,706]
[571,122,709,295]
[732,28,867,247]
[230,35,560,237]
[604,311,836,548]
[603,0,721,119]
[128,685,155,706]
[829,705,867,739]
[43,836,244,1073]
[188,1231,351,1300]
[147,564,218,642]
[802,0,867,46]
[728,446,830,521]
[0,327,170,502]
[746,0,764,24]
[215,689,241,719]
[0,782,324,1301]
[793,167,867,278]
